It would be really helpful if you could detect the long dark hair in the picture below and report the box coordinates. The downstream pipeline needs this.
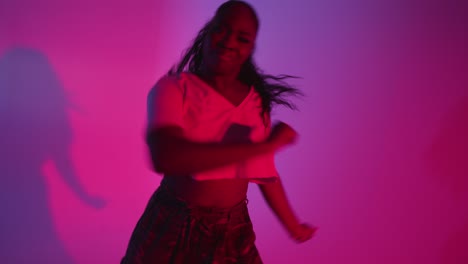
[168,0,302,125]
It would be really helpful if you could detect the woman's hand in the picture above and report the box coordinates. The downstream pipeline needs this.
[267,122,298,151]
[289,223,317,243]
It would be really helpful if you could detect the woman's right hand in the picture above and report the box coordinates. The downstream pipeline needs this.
[267,121,298,151]
[289,223,317,243]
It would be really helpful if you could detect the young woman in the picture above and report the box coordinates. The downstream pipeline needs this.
[122,1,317,263]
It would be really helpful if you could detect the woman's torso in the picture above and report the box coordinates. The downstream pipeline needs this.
[159,75,256,208]
[162,176,249,208]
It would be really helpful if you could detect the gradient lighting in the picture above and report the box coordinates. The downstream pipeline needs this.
[0,0,467,264]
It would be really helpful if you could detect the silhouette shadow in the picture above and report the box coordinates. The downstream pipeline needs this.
[0,47,105,264]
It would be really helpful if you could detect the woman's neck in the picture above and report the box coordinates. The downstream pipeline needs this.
[197,68,240,93]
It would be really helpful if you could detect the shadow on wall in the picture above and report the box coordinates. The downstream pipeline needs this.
[425,95,468,264]
[0,47,105,264]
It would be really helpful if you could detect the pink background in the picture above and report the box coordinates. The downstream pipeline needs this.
[1,0,467,263]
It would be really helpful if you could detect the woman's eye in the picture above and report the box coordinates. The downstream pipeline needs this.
[238,37,250,43]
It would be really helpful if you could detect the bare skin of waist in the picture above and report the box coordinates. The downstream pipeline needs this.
[162,176,249,208]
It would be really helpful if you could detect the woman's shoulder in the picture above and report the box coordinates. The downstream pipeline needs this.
[155,71,199,87]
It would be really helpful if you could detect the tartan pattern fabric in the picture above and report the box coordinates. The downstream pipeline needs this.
[121,184,263,264]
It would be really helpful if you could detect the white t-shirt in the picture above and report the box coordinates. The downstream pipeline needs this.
[147,72,279,183]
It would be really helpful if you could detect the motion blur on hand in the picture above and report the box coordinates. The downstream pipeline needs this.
[268,121,298,150]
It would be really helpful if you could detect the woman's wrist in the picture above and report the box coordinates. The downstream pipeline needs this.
[286,219,301,232]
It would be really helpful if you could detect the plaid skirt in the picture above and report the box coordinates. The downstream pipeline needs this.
[121,183,263,264]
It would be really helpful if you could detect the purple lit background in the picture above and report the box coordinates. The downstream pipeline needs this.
[1,0,467,263]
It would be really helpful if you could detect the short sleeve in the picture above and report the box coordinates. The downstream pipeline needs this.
[146,75,185,130]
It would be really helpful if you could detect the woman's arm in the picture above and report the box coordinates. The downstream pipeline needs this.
[259,179,316,242]
[147,126,275,175]
[258,179,301,232]
[147,122,297,176]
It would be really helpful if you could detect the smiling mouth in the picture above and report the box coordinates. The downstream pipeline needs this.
[216,51,236,61]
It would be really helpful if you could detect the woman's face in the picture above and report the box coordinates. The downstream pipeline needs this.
[202,5,257,76]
